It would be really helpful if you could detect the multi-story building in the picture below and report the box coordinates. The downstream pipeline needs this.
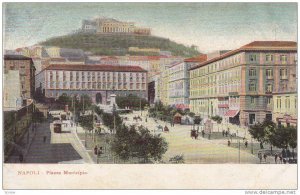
[82,17,152,35]
[159,65,170,105]
[35,64,148,104]
[168,62,190,109]
[4,70,23,109]
[96,18,135,34]
[118,56,161,79]
[4,55,36,99]
[189,41,297,126]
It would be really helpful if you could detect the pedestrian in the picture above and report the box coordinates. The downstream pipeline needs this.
[222,130,225,137]
[286,149,291,159]
[225,130,228,137]
[263,154,267,162]
[201,130,205,138]
[94,145,98,155]
[260,142,264,149]
[208,134,211,140]
[245,140,248,148]
[19,153,23,163]
[282,149,287,159]
[227,140,231,147]
[43,135,47,143]
[258,153,262,163]
[145,117,147,122]
[275,153,278,164]
[279,154,283,164]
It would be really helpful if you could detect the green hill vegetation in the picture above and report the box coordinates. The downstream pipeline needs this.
[39,33,200,57]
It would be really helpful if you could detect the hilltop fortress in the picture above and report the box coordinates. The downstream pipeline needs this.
[82,17,151,35]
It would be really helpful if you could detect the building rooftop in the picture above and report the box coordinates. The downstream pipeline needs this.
[184,54,207,63]
[44,64,147,72]
[4,54,33,61]
[190,41,297,70]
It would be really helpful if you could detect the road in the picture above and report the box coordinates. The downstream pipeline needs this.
[7,120,93,164]
[122,111,260,164]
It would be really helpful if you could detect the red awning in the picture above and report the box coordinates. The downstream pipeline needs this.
[218,104,229,108]
[224,110,239,117]
[175,104,189,109]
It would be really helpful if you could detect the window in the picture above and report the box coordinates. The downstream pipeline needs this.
[280,55,287,63]
[266,69,273,78]
[249,114,256,125]
[266,84,273,93]
[250,96,255,104]
[267,97,272,105]
[76,72,79,81]
[249,69,256,76]
[265,54,273,62]
[280,69,288,79]
[249,83,256,91]
[266,114,272,121]
[286,96,290,109]
[63,72,66,81]
[277,96,281,109]
[50,71,53,81]
[249,54,257,62]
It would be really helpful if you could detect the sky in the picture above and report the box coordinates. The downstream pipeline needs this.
[3,2,298,53]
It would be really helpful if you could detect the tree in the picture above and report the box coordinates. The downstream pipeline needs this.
[211,115,222,124]
[116,95,148,110]
[57,93,72,108]
[194,116,202,125]
[102,112,122,130]
[269,125,297,150]
[248,122,266,148]
[78,115,93,132]
[111,125,168,163]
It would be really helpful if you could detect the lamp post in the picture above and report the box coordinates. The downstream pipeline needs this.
[238,139,241,164]
[251,138,254,154]
[140,89,142,117]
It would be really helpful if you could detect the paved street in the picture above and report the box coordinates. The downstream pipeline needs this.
[122,111,260,164]
[7,120,93,164]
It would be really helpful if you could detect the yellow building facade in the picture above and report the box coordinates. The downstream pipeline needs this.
[273,94,297,126]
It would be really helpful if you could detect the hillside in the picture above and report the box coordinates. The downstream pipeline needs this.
[39,33,200,57]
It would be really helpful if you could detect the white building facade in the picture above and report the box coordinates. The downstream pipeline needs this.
[36,64,148,104]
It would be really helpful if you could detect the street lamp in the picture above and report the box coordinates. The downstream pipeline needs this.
[238,139,241,164]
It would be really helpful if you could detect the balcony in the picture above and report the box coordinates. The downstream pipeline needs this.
[265,91,273,95]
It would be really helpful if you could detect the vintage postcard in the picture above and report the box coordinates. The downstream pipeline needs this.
[2,2,298,190]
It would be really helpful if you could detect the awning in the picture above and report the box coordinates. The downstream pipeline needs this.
[277,117,297,124]
[218,104,229,108]
[224,110,239,117]
[175,104,189,109]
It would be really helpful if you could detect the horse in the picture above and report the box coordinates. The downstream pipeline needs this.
[164,126,169,133]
